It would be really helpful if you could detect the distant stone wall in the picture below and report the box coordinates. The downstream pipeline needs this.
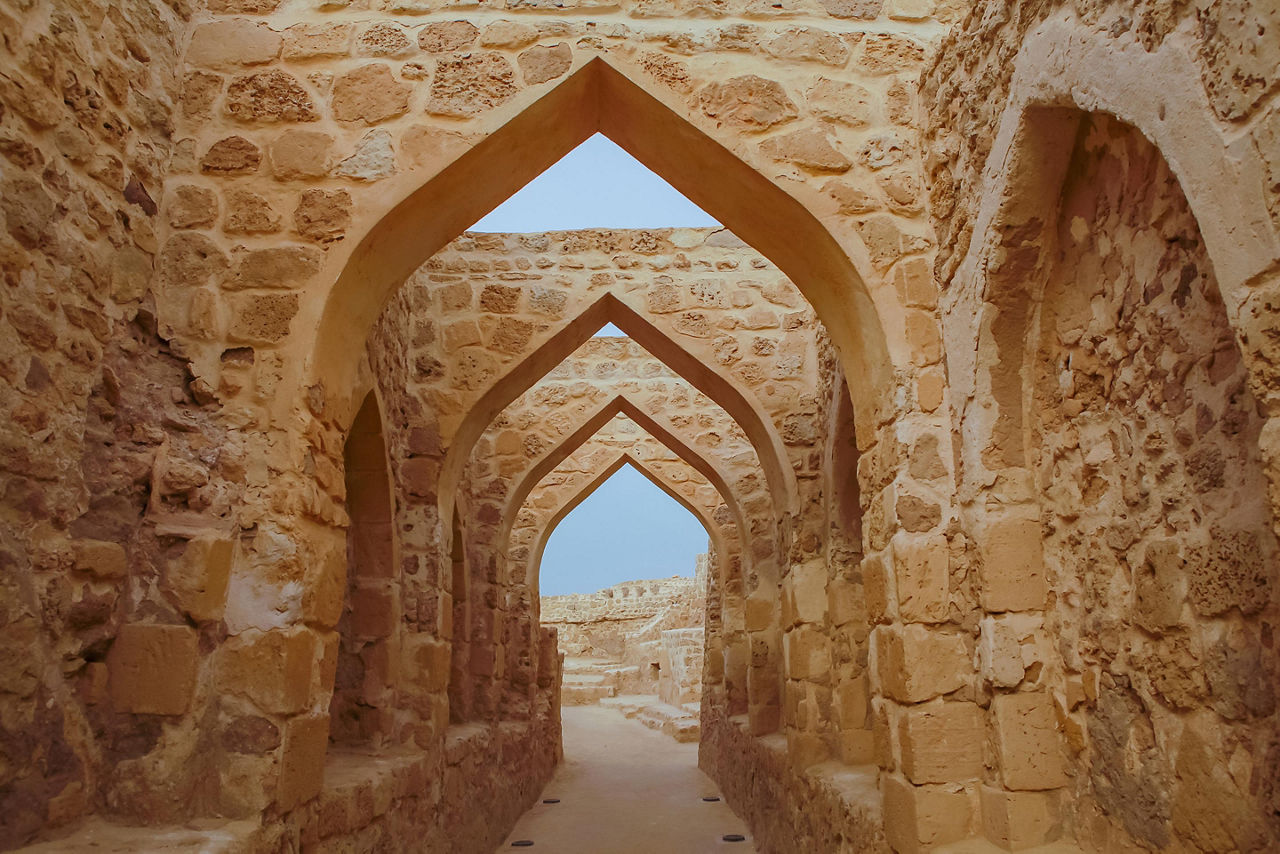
[542,563,706,660]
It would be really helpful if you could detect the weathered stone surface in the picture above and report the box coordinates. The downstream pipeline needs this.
[977,516,1045,612]
[698,76,797,132]
[108,624,199,715]
[282,23,354,60]
[223,188,281,234]
[225,71,318,123]
[269,129,333,179]
[229,292,300,343]
[761,127,851,173]
[1171,722,1272,853]
[188,21,281,70]
[991,693,1067,791]
[332,64,411,124]
[218,629,315,715]
[807,78,875,127]
[72,540,127,580]
[335,130,396,181]
[357,23,412,56]
[890,532,947,622]
[164,536,233,622]
[980,786,1060,850]
[201,136,262,173]
[883,774,970,853]
[899,702,982,783]
[167,185,218,229]
[232,245,323,289]
[518,43,571,85]
[480,20,538,49]
[427,53,517,116]
[875,625,967,703]
[765,28,850,66]
[276,714,330,809]
[418,20,479,52]
[294,189,351,242]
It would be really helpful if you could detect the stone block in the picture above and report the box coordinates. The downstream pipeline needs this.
[403,633,450,692]
[788,560,828,624]
[108,624,199,715]
[269,129,333,179]
[834,672,869,729]
[977,615,1038,688]
[978,515,1046,612]
[899,702,983,784]
[980,786,1061,850]
[838,728,875,764]
[784,625,831,680]
[164,535,233,622]
[303,544,347,629]
[827,577,863,626]
[882,774,971,854]
[991,693,1067,790]
[349,584,396,639]
[863,552,891,623]
[72,539,128,580]
[518,43,572,86]
[1133,539,1186,632]
[748,702,781,736]
[188,20,281,69]
[219,629,316,715]
[277,714,330,810]
[787,730,830,770]
[744,594,773,632]
[891,531,948,622]
[1171,720,1272,852]
[332,64,410,124]
[875,624,968,703]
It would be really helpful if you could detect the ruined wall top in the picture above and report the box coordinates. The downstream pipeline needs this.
[541,567,706,624]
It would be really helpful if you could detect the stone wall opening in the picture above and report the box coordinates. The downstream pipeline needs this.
[334,391,396,747]
[1024,112,1278,852]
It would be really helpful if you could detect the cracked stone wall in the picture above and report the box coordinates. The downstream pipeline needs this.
[926,3,1280,852]
[1030,114,1278,853]
[0,0,220,845]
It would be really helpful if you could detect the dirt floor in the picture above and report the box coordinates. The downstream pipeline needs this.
[498,706,755,853]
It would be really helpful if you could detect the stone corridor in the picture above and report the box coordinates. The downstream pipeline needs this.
[499,706,752,852]
[2,0,1279,853]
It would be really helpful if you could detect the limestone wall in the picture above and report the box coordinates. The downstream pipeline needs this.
[0,0,204,844]
[545,570,703,645]
[922,3,1280,852]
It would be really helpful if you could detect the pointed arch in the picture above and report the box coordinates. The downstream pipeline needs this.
[497,396,752,564]
[523,453,728,597]
[448,293,796,525]
[309,57,890,441]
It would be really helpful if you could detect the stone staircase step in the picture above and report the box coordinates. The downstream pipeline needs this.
[561,684,616,705]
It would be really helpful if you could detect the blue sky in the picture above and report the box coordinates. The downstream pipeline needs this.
[471,133,720,232]
[473,135,714,595]
[539,465,709,596]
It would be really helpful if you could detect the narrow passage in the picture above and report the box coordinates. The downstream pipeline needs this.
[498,707,754,853]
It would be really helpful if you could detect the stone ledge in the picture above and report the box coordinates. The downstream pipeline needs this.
[707,714,888,852]
[14,818,262,853]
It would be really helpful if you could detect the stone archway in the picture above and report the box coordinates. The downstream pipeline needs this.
[507,425,751,722]
[306,57,894,437]
[441,291,797,527]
